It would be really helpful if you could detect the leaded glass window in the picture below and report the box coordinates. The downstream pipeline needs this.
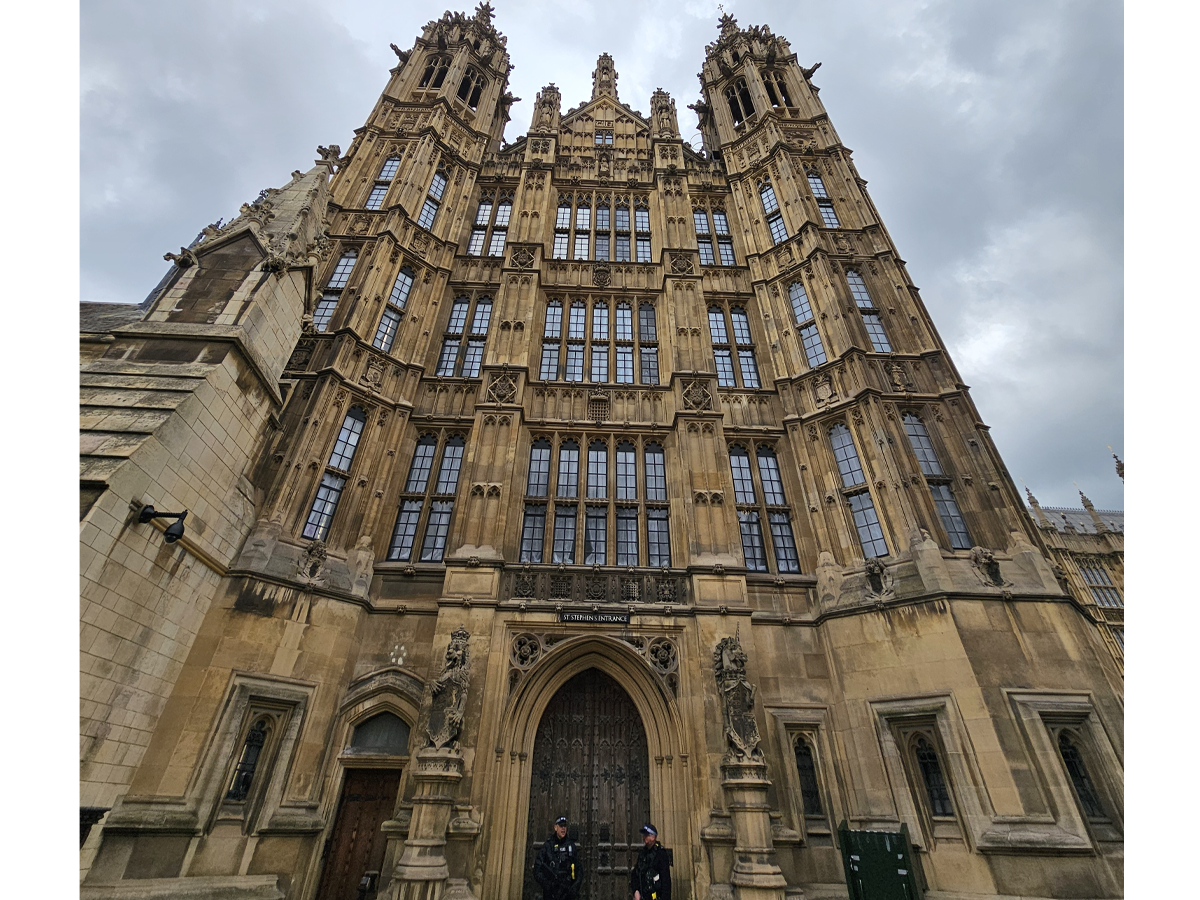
[616,507,639,566]
[557,441,579,498]
[730,308,753,345]
[914,736,953,817]
[365,184,388,210]
[328,408,366,472]
[715,349,736,387]
[586,441,608,499]
[313,296,338,332]
[470,299,492,334]
[638,304,657,341]
[930,484,972,550]
[303,472,345,540]
[1057,732,1105,819]
[708,307,729,343]
[419,500,453,561]
[640,346,659,384]
[647,509,670,567]
[616,346,634,383]
[848,491,888,558]
[545,301,563,338]
[584,506,607,565]
[569,302,587,339]
[645,444,667,501]
[389,268,414,308]
[616,442,637,499]
[520,505,546,563]
[405,437,437,492]
[739,511,768,572]
[903,414,943,476]
[829,424,866,487]
[616,303,633,340]
[434,437,465,495]
[794,737,823,816]
[447,299,470,334]
[527,439,551,497]
[592,302,609,339]
[862,314,891,352]
[757,448,787,505]
[590,345,608,382]
[387,500,423,561]
[460,340,485,377]
[540,344,559,380]
[730,447,756,504]
[739,350,760,388]
[564,344,584,381]
[800,325,827,367]
[770,513,800,573]
[552,505,577,563]
[436,339,459,376]
[326,251,357,289]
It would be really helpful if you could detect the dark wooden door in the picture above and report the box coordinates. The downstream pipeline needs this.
[524,669,650,900]
[316,768,402,900]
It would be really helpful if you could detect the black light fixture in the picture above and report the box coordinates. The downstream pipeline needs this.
[138,505,188,543]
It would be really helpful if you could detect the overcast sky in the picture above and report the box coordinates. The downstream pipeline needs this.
[80,0,1123,510]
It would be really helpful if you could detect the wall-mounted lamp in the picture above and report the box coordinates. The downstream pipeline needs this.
[138,505,188,543]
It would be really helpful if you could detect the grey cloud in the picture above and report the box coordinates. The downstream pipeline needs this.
[81,0,1123,509]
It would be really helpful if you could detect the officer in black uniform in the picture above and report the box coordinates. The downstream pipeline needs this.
[534,815,581,900]
[630,824,671,900]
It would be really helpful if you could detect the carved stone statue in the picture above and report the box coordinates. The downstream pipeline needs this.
[713,628,762,761]
[427,625,472,749]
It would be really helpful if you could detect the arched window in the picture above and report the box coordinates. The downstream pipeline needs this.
[708,306,729,344]
[635,203,652,262]
[793,737,823,816]
[557,440,580,498]
[372,266,415,353]
[303,407,367,540]
[226,718,270,801]
[418,436,465,562]
[846,270,891,352]
[489,200,510,256]
[615,200,631,262]
[645,443,667,501]
[913,735,954,817]
[419,54,450,89]
[724,77,755,126]
[470,298,492,334]
[592,301,609,340]
[616,442,637,499]
[350,712,410,755]
[405,436,438,492]
[366,155,403,210]
[527,439,551,497]
[1058,732,1106,819]
[446,298,470,334]
[829,424,887,558]
[616,302,633,340]
[568,301,587,339]
[901,413,971,551]
[545,300,563,338]
[457,67,486,109]
[418,171,447,230]
[759,178,787,244]
[788,282,826,367]
[762,71,793,108]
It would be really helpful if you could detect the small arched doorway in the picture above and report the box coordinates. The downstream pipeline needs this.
[523,668,651,900]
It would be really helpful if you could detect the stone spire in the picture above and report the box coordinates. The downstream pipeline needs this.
[1026,488,1051,528]
[531,83,561,133]
[1113,453,1124,482]
[591,53,619,102]
[1079,491,1109,534]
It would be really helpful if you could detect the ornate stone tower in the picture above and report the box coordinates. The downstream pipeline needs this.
[81,9,1122,900]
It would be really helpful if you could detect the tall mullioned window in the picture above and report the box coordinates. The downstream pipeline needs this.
[303,406,367,541]
[725,77,755,126]
[456,66,486,110]
[846,270,891,353]
[519,436,670,567]
[762,71,794,108]
[365,154,403,210]
[371,266,415,353]
[708,305,761,389]
[901,413,972,550]
[539,297,657,385]
[806,172,840,228]
[1078,562,1123,608]
[552,192,652,262]
[729,444,801,573]
[435,295,492,377]
[418,170,447,230]
[829,423,888,558]
[693,208,736,266]
[788,282,827,368]
[759,177,787,245]
[419,54,450,89]
[313,249,358,333]
[386,433,465,563]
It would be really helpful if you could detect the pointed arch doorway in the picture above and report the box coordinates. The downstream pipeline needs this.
[522,668,651,900]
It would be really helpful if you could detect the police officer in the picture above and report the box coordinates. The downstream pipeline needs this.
[534,815,581,900]
[630,824,671,900]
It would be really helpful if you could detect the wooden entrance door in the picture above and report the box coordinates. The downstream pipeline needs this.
[523,669,651,900]
[316,768,402,900]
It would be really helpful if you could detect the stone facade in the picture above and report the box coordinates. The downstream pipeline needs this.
[81,7,1123,900]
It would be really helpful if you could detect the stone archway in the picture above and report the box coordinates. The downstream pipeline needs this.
[481,636,693,900]
[522,668,651,900]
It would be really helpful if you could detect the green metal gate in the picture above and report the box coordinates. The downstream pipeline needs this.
[837,822,924,900]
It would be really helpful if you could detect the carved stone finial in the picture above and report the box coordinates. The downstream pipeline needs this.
[1113,453,1124,481]
[713,629,762,761]
[426,626,472,749]
[592,52,620,102]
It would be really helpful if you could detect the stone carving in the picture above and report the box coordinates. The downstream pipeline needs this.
[286,340,314,371]
[510,247,535,269]
[682,380,713,411]
[427,625,472,749]
[971,546,1008,588]
[714,628,762,761]
[669,252,695,275]
[511,633,541,668]
[164,247,198,269]
[298,540,327,582]
[888,362,909,392]
[487,372,518,404]
[348,535,375,599]
[864,557,894,598]
[648,637,677,674]
[592,262,611,287]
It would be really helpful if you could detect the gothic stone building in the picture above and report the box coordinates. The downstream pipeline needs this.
[80,7,1124,900]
